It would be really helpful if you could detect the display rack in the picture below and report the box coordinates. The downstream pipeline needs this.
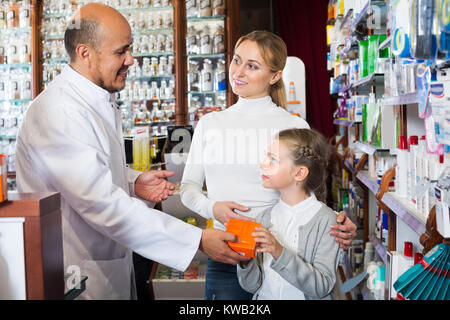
[328,0,449,301]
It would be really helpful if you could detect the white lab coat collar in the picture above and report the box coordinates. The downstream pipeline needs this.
[61,65,118,130]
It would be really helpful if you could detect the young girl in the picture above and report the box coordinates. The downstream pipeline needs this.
[237,128,340,300]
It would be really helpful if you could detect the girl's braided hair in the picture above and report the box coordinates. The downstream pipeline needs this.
[277,128,330,202]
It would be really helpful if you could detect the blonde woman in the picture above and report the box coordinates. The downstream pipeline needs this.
[181,31,356,300]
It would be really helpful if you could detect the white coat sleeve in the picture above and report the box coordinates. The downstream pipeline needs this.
[25,103,201,272]
[127,167,155,208]
[180,118,216,219]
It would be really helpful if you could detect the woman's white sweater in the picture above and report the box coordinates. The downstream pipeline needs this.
[180,96,310,230]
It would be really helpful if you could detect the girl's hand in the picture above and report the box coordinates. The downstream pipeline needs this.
[212,201,254,226]
[253,227,283,260]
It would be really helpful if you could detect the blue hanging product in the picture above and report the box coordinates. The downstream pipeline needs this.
[438,0,450,32]
[416,64,432,118]
[392,0,412,58]
[410,0,436,60]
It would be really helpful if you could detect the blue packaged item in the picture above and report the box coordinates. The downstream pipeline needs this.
[416,64,432,118]
[410,0,436,60]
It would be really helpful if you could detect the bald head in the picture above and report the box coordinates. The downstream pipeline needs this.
[64,3,131,62]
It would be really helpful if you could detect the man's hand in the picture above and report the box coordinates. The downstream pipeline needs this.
[213,201,254,226]
[330,211,357,250]
[199,229,251,265]
[134,170,175,202]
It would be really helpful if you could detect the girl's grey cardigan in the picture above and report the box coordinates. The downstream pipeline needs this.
[237,203,340,300]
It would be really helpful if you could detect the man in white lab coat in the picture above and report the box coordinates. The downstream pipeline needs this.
[15,3,249,300]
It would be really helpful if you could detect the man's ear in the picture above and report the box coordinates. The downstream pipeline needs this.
[269,70,283,85]
[75,44,91,65]
[294,165,309,183]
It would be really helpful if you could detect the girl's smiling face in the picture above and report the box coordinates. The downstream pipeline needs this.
[229,40,282,99]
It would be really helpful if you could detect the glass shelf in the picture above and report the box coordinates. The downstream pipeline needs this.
[133,51,175,57]
[126,74,175,81]
[0,27,31,34]
[186,15,226,22]
[187,53,227,59]
[117,97,175,104]
[187,90,227,95]
[135,120,175,126]
[0,62,32,69]
[0,135,17,140]
[0,99,32,104]
[42,27,175,41]
[42,57,68,63]
[43,6,174,19]
[118,6,174,13]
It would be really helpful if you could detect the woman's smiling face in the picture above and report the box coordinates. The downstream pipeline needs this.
[229,40,282,99]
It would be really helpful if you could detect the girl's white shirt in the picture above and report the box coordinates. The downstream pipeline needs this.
[258,193,323,300]
[180,95,310,230]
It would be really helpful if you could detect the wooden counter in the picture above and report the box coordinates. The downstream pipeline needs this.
[0,192,63,300]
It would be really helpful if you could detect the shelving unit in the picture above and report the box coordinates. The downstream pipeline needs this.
[328,0,449,301]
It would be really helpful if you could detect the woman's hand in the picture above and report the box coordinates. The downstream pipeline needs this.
[253,227,283,260]
[330,211,357,250]
[212,201,254,226]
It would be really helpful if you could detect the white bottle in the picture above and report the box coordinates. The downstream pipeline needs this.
[396,136,408,198]
[408,136,419,204]
[200,25,212,54]
[416,136,426,185]
[201,59,213,92]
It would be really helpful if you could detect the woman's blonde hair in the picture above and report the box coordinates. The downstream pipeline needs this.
[235,30,288,109]
[277,128,330,202]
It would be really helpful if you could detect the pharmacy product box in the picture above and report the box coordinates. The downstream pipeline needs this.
[226,219,261,258]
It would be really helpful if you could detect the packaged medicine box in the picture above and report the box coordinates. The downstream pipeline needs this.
[226,219,261,258]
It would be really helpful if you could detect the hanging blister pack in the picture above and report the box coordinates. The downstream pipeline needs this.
[410,0,437,61]
[417,63,432,118]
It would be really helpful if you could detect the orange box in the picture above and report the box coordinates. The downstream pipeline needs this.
[0,154,7,202]
[225,219,261,258]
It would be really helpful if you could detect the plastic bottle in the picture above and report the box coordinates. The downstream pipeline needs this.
[400,241,414,270]
[396,136,408,198]
[363,242,375,270]
[408,136,419,203]
[374,265,385,300]
[288,81,296,102]
[213,25,225,54]
[0,2,6,29]
[201,59,213,92]
[214,59,226,91]
[19,0,30,29]
[364,93,377,143]
[200,0,212,17]
[7,1,19,29]
[212,0,225,16]
[200,25,212,54]
[381,211,389,248]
